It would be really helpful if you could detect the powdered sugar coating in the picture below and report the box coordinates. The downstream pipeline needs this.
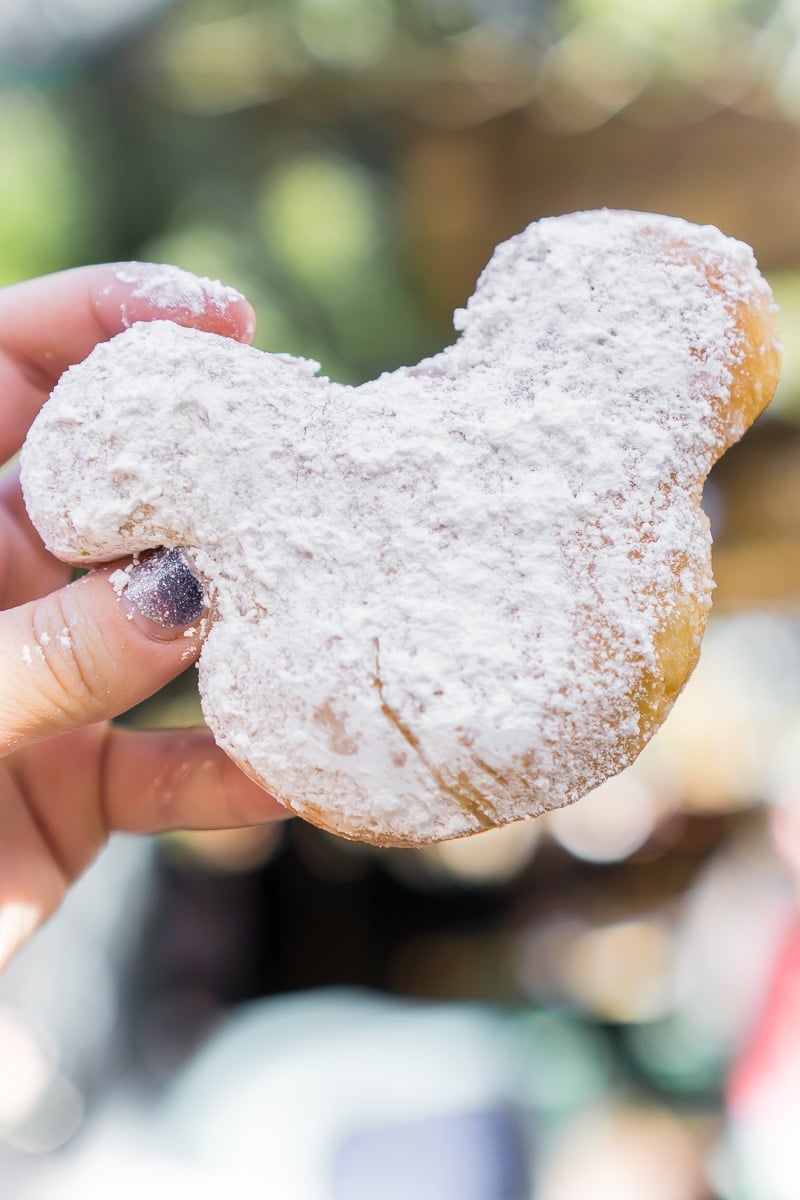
[21,211,779,844]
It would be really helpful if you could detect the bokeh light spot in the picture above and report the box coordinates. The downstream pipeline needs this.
[258,154,381,291]
[548,773,656,863]
[294,0,393,69]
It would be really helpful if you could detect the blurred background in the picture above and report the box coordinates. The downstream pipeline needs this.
[3,1,800,1196]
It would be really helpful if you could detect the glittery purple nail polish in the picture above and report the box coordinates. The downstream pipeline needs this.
[125,548,205,628]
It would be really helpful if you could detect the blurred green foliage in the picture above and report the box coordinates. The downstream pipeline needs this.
[0,89,86,286]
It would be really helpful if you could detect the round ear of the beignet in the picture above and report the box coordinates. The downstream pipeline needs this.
[644,224,780,459]
[609,225,781,793]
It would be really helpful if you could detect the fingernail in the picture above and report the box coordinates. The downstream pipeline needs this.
[124,548,206,633]
[113,263,246,320]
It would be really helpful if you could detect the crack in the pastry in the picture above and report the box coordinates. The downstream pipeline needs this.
[372,638,497,829]
[470,754,511,792]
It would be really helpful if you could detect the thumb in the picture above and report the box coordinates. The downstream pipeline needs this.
[0,548,206,755]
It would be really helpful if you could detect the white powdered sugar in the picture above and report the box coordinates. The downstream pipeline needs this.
[108,567,131,596]
[113,263,245,325]
[20,211,778,845]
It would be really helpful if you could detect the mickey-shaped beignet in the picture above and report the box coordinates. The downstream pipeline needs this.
[20,210,780,845]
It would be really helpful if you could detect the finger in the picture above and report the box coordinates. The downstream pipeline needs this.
[0,723,288,970]
[102,727,288,835]
[0,777,66,970]
[0,549,208,755]
[0,468,70,609]
[0,261,256,464]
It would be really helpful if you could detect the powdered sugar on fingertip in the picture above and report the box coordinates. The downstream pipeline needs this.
[113,263,245,324]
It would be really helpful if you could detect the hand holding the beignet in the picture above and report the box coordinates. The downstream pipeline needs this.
[0,265,285,970]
